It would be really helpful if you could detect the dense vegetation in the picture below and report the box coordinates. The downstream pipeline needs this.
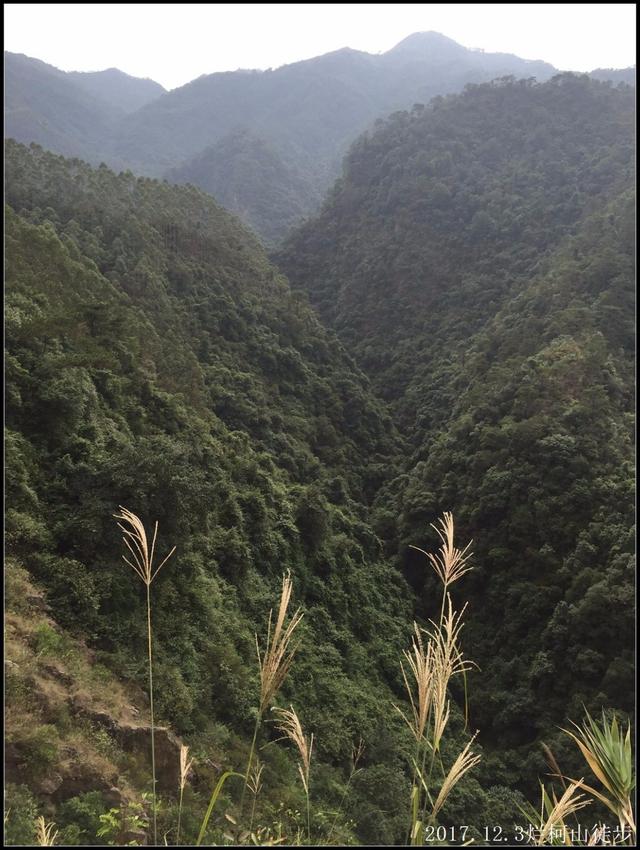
[166,130,321,246]
[4,71,635,846]
[276,74,635,790]
[5,140,418,845]
[7,39,633,246]
[5,33,561,243]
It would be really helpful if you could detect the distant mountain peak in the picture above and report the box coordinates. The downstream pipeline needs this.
[385,31,466,58]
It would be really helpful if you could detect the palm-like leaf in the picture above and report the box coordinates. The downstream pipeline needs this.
[562,709,635,833]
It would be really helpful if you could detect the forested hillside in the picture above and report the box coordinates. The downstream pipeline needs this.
[4,34,562,244]
[6,40,634,246]
[3,68,635,846]
[276,74,635,787]
[5,141,420,844]
[166,130,322,246]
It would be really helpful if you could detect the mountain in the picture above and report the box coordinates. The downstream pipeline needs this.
[4,52,164,167]
[67,67,166,113]
[166,129,322,245]
[5,35,560,242]
[5,39,634,245]
[589,65,636,85]
[5,139,421,844]
[109,33,558,238]
[5,52,122,162]
[276,74,635,784]
[4,67,636,844]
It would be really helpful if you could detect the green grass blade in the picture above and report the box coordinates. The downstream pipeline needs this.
[196,771,243,846]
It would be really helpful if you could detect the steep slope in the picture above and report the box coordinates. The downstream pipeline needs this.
[167,129,321,245]
[5,140,423,843]
[67,67,166,113]
[4,53,123,162]
[110,33,556,238]
[113,33,557,173]
[6,39,632,244]
[276,74,635,786]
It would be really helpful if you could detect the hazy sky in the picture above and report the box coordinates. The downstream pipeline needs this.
[4,3,636,90]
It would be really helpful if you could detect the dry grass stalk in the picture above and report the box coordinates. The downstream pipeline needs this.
[114,506,176,587]
[430,733,481,820]
[428,596,475,752]
[535,781,591,845]
[273,705,314,795]
[257,572,304,715]
[247,758,265,836]
[541,742,566,787]
[352,738,366,771]
[36,816,58,846]
[248,759,265,797]
[273,704,314,842]
[176,744,193,845]
[179,744,194,792]
[114,507,176,847]
[395,623,434,742]
[242,573,303,817]
[410,511,473,590]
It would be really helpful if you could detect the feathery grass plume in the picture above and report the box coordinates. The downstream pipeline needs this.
[257,572,304,715]
[248,759,264,798]
[402,513,477,844]
[562,709,635,840]
[411,511,473,590]
[273,705,314,842]
[241,573,303,814]
[114,506,176,587]
[395,622,435,743]
[428,596,475,753]
[36,816,58,846]
[352,737,366,770]
[176,744,193,845]
[532,781,591,846]
[179,744,194,792]
[114,506,176,847]
[428,732,482,821]
[273,705,314,795]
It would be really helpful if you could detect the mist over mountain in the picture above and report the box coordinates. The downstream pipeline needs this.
[0,32,592,244]
[6,35,634,244]
[5,52,123,162]
[67,67,167,113]
[589,65,636,85]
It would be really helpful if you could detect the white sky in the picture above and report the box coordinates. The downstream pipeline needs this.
[4,3,636,90]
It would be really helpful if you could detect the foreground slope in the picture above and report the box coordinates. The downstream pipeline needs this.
[5,141,418,842]
[276,74,635,785]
